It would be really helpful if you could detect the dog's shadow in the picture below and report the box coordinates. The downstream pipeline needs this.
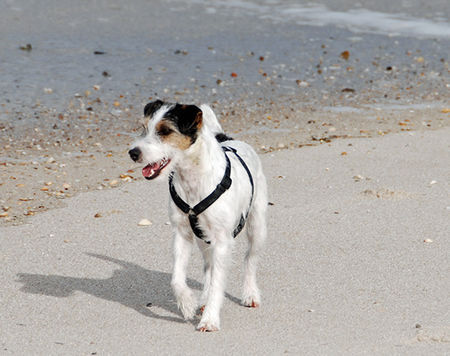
[16,253,241,324]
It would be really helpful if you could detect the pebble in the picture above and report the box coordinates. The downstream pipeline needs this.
[47,157,56,164]
[296,80,309,87]
[62,183,71,190]
[109,180,119,187]
[423,239,433,243]
[138,219,152,226]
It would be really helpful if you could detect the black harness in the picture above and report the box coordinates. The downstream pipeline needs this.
[168,146,254,243]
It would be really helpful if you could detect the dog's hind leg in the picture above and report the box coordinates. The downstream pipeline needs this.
[197,237,231,332]
[171,230,197,320]
[242,177,267,308]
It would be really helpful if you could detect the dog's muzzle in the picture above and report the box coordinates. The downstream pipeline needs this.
[129,147,141,162]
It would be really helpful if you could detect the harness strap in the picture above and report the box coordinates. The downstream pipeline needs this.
[169,146,254,243]
[168,153,231,216]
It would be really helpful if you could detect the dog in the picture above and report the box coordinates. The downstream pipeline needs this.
[128,100,267,331]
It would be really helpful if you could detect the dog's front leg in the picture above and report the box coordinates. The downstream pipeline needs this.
[196,239,212,312]
[171,230,197,320]
[197,238,231,332]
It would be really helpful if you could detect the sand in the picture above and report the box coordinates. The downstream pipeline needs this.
[1,0,449,354]
[1,127,449,354]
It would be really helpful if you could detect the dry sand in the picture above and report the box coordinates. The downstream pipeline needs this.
[1,126,449,355]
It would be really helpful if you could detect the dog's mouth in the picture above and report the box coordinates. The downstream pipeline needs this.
[142,157,171,180]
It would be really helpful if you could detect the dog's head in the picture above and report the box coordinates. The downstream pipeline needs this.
[128,100,203,180]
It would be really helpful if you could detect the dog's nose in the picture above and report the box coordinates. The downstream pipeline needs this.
[128,147,141,162]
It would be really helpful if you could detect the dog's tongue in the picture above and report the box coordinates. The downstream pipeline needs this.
[142,161,161,179]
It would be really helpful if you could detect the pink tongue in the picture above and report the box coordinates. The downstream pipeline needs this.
[142,162,161,178]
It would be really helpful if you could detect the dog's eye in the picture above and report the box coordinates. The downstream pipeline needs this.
[157,126,173,136]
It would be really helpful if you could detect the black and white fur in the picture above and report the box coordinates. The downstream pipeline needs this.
[128,101,267,331]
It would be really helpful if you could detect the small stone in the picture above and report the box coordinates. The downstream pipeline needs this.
[94,213,102,218]
[20,43,32,51]
[138,219,152,226]
[109,180,119,187]
[340,50,350,60]
[62,183,70,190]
[47,157,56,164]
[424,239,433,243]
[296,80,309,87]
[0,212,9,217]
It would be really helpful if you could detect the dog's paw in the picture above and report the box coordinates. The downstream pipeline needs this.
[243,299,260,308]
[241,291,261,308]
[242,293,261,308]
[176,290,197,320]
[197,320,220,332]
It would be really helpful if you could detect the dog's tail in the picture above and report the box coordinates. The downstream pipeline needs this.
[200,104,224,136]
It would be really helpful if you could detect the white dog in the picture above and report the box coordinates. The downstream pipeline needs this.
[129,101,267,331]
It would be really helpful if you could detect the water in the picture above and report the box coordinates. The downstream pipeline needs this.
[0,0,448,134]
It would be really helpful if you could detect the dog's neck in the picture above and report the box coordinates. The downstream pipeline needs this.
[173,132,226,199]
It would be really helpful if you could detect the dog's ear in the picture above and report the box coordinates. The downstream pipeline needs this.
[166,104,202,139]
[177,105,203,133]
[144,100,164,117]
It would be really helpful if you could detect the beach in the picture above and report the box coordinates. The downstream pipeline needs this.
[1,0,449,354]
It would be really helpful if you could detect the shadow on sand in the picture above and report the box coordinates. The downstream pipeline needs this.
[16,253,241,324]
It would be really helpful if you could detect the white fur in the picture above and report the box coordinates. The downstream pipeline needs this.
[130,104,267,331]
